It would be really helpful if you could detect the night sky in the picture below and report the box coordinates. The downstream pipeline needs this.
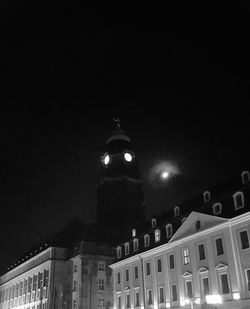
[1,2,250,272]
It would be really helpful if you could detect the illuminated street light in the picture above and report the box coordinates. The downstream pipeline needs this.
[161,171,169,179]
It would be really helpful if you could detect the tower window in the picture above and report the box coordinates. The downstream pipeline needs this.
[155,229,161,242]
[233,191,244,210]
[241,170,250,184]
[174,206,180,217]
[98,262,105,271]
[152,218,157,228]
[124,152,133,162]
[125,243,130,256]
[166,224,173,238]
[98,279,105,291]
[203,190,211,203]
[212,203,222,215]
[144,234,150,247]
[133,239,139,252]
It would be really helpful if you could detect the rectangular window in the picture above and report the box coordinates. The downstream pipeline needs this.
[126,269,129,282]
[117,295,121,309]
[73,281,77,292]
[183,248,190,265]
[98,298,105,307]
[74,264,77,273]
[220,274,230,294]
[201,277,210,295]
[117,272,121,284]
[147,290,152,305]
[146,262,151,275]
[198,244,206,260]
[169,254,175,269]
[98,262,105,271]
[157,258,162,272]
[171,285,178,302]
[215,238,224,255]
[135,290,140,307]
[246,269,250,291]
[240,230,250,249]
[158,287,164,304]
[73,300,76,308]
[134,266,138,279]
[98,279,105,291]
[185,281,193,299]
[126,294,130,308]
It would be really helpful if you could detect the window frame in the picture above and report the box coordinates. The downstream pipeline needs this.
[174,206,180,217]
[233,191,244,210]
[212,202,222,215]
[239,229,250,250]
[166,224,173,238]
[169,254,175,269]
[144,234,150,247]
[133,238,139,252]
[215,237,224,256]
[183,248,190,265]
[155,229,161,243]
[125,242,130,256]
[198,243,206,261]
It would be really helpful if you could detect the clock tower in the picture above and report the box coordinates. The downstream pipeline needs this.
[97,119,145,239]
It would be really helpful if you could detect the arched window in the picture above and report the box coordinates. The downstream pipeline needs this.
[125,242,130,256]
[133,238,139,251]
[155,229,161,242]
[241,171,250,184]
[166,224,173,238]
[212,203,222,215]
[174,206,180,217]
[152,218,157,228]
[203,190,211,203]
[117,246,121,258]
[233,191,244,210]
[144,234,150,247]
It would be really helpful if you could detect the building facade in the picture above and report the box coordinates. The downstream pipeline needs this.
[110,170,250,309]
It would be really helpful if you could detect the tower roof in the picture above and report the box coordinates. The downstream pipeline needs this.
[106,118,131,144]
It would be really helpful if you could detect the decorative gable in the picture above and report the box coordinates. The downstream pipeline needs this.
[215,263,228,270]
[183,271,192,277]
[169,211,228,243]
[198,267,209,273]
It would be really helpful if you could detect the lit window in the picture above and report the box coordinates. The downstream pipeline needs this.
[233,191,244,210]
[241,170,250,184]
[169,254,175,269]
[152,218,157,228]
[133,239,139,252]
[174,206,180,217]
[134,290,140,307]
[215,238,224,256]
[183,248,190,265]
[98,279,105,291]
[155,229,161,242]
[132,228,136,237]
[212,203,222,215]
[220,274,230,294]
[117,246,121,258]
[147,289,153,305]
[144,234,150,247]
[98,298,105,307]
[158,287,164,304]
[157,258,162,272]
[166,224,173,238]
[203,190,211,203]
[125,243,130,255]
[240,230,250,249]
[124,152,133,162]
[98,262,105,271]
[198,244,206,260]
[146,262,151,276]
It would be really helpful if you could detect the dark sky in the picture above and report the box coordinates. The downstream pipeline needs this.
[1,2,250,272]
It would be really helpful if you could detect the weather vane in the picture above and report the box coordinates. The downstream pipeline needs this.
[113,117,121,129]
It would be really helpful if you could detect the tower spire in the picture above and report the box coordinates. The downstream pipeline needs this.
[113,117,121,129]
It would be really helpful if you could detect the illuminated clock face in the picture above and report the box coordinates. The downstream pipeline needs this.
[124,152,133,162]
[103,154,110,165]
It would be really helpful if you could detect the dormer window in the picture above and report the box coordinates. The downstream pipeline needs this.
[117,246,121,258]
[203,190,211,203]
[241,171,250,184]
[166,224,173,238]
[233,191,244,210]
[125,243,130,256]
[144,234,150,247]
[155,229,161,242]
[132,228,136,238]
[133,239,139,252]
[152,218,157,228]
[212,203,222,215]
[174,206,180,217]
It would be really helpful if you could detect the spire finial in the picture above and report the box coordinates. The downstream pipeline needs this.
[113,117,121,129]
